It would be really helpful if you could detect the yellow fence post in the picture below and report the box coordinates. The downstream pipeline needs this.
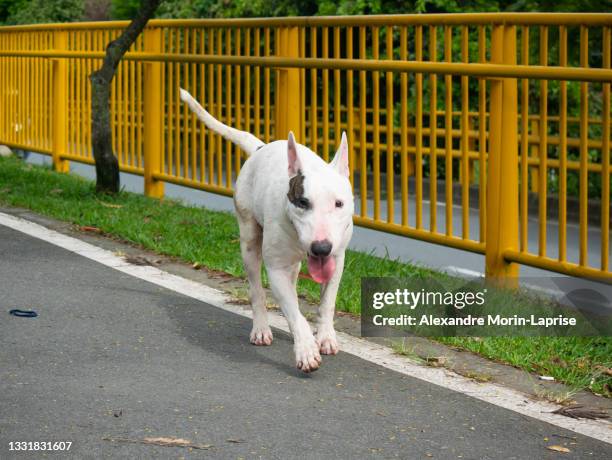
[275,27,302,140]
[486,24,519,286]
[51,30,69,173]
[143,26,164,198]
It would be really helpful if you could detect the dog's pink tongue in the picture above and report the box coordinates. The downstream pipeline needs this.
[307,256,336,284]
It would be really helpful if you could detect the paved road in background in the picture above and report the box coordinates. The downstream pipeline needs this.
[1,223,611,458]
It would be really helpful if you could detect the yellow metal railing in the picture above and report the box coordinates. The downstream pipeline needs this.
[0,14,610,283]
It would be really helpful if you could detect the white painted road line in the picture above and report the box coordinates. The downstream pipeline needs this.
[1,211,610,445]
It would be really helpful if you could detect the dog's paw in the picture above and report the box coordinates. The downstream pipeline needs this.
[316,327,339,355]
[250,326,273,346]
[294,336,322,373]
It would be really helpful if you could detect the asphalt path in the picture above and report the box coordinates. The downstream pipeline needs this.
[1,224,611,459]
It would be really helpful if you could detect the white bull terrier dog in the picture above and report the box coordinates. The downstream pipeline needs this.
[180,88,354,373]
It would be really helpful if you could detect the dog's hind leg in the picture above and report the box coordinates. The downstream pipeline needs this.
[316,252,345,355]
[237,215,273,346]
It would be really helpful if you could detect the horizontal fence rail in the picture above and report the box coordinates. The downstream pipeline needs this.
[0,14,610,284]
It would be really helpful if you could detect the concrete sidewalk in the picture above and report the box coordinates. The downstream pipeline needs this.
[1,223,610,459]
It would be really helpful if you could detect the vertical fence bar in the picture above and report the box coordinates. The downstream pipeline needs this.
[486,24,519,285]
[444,26,453,236]
[199,28,207,182]
[429,26,438,233]
[359,26,367,218]
[386,26,395,224]
[235,28,242,180]
[263,28,270,142]
[191,29,198,181]
[143,27,164,198]
[538,26,548,257]
[579,26,589,267]
[334,26,341,146]
[299,27,306,143]
[216,28,222,182]
[346,27,354,186]
[460,26,469,239]
[0,34,5,144]
[208,28,215,183]
[520,26,529,253]
[75,32,82,157]
[373,26,381,221]
[415,25,423,229]
[52,30,69,172]
[401,26,409,227]
[602,27,610,272]
[310,27,318,152]
[275,26,302,140]
[322,27,329,159]
[243,28,250,157]
[558,25,567,262]
[478,25,486,242]
[225,28,232,187]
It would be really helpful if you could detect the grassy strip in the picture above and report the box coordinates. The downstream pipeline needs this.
[0,156,610,397]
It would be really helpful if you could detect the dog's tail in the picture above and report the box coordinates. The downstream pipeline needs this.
[179,88,265,157]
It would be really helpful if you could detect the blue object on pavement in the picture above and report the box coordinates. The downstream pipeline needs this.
[9,309,38,318]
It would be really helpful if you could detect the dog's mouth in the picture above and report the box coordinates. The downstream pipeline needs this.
[307,255,336,284]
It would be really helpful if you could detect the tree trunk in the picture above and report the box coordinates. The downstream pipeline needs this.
[90,0,160,193]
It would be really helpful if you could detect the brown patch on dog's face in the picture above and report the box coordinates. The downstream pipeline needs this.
[287,170,308,208]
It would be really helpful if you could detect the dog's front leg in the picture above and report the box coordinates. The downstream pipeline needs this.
[267,266,321,372]
[316,251,345,355]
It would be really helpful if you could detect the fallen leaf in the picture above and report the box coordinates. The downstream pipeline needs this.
[547,445,570,453]
[552,405,609,420]
[113,410,122,418]
[103,436,212,450]
[124,255,161,266]
[81,226,102,233]
[229,297,250,305]
[424,356,447,367]
[193,262,202,270]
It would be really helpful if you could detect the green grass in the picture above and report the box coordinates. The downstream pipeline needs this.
[0,156,610,397]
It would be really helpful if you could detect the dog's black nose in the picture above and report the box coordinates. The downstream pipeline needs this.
[310,240,332,257]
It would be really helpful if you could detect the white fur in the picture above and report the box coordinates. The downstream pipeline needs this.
[180,88,354,372]
[179,88,265,156]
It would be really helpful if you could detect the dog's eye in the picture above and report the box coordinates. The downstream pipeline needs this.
[335,200,344,209]
[295,197,310,209]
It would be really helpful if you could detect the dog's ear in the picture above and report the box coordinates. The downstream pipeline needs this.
[287,131,301,176]
[331,131,349,177]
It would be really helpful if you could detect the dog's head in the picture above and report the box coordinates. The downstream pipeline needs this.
[285,131,354,284]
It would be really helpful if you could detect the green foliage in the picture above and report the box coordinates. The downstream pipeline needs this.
[2,0,610,24]
[3,0,83,24]
[110,0,141,19]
